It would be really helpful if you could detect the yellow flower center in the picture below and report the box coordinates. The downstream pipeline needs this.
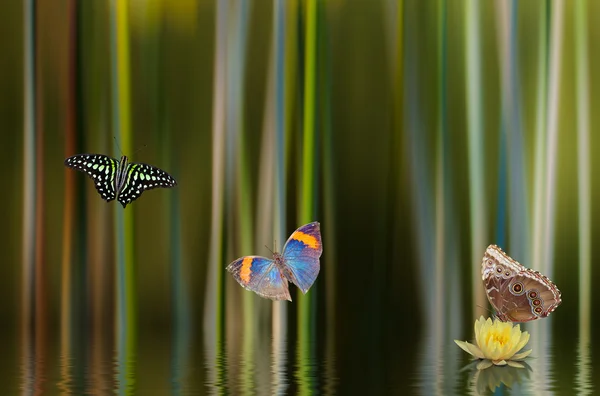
[485,329,510,347]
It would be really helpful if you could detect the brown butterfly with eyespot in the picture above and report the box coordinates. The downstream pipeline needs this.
[481,244,561,322]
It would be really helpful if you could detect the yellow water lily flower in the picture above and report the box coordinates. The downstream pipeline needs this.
[454,316,532,367]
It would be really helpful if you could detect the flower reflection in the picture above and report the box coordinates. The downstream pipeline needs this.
[454,316,532,367]
[473,362,533,394]
[461,360,533,394]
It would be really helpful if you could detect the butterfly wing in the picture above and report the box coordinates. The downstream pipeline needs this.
[117,162,177,208]
[65,154,119,202]
[281,222,323,294]
[482,245,561,322]
[226,256,291,301]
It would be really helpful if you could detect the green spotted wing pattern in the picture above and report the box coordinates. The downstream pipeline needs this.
[117,162,177,207]
[65,154,177,208]
[64,154,119,202]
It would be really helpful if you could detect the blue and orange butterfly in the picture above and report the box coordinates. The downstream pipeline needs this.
[226,222,322,301]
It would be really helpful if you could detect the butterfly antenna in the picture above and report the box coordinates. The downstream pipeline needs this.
[476,304,496,317]
[264,245,274,254]
[113,136,124,156]
[132,144,148,157]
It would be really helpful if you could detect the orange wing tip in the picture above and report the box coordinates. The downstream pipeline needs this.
[292,231,319,249]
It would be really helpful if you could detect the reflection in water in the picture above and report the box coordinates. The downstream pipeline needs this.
[170,317,192,395]
[14,312,598,394]
[200,314,339,395]
[204,341,228,395]
[57,354,73,394]
[203,334,337,395]
[416,330,462,395]
[271,304,288,396]
[20,330,37,395]
[294,338,338,396]
[295,338,317,395]
[431,319,597,395]
[527,321,555,396]
[466,360,532,395]
[115,326,136,394]
[576,337,593,395]
[238,338,257,396]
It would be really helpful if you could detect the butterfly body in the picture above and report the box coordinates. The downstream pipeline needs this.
[227,222,322,301]
[482,244,561,322]
[113,155,129,194]
[65,154,177,208]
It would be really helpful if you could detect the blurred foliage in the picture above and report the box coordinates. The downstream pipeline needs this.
[1,0,599,394]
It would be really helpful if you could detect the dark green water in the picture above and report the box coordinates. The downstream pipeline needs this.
[7,297,597,395]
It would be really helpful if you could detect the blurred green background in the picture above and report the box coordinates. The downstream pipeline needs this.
[1,0,599,394]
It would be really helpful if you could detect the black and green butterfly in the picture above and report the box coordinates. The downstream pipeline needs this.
[64,154,177,208]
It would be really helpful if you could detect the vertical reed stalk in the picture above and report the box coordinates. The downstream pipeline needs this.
[320,1,337,393]
[270,0,287,265]
[205,0,228,392]
[21,0,36,345]
[493,2,509,249]
[434,0,447,338]
[297,0,318,393]
[60,0,78,390]
[157,20,191,396]
[268,1,292,392]
[85,4,113,393]
[110,0,136,391]
[464,0,486,316]
[405,3,439,392]
[392,0,404,311]
[297,0,318,332]
[491,1,511,250]
[225,0,254,392]
[21,0,37,393]
[574,3,592,392]
[298,0,318,223]
[574,0,590,337]
[495,129,507,247]
[404,0,435,329]
[257,37,281,393]
[78,3,111,393]
[272,0,299,357]
[30,3,48,394]
[167,146,189,393]
[495,0,529,260]
[529,4,563,393]
[542,0,564,275]
[531,0,549,271]
[433,2,458,393]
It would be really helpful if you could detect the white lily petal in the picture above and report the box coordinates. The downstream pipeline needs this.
[465,342,485,359]
[507,360,525,368]
[514,331,531,352]
[512,349,532,360]
[454,340,474,356]
[454,340,485,359]
[474,316,486,346]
